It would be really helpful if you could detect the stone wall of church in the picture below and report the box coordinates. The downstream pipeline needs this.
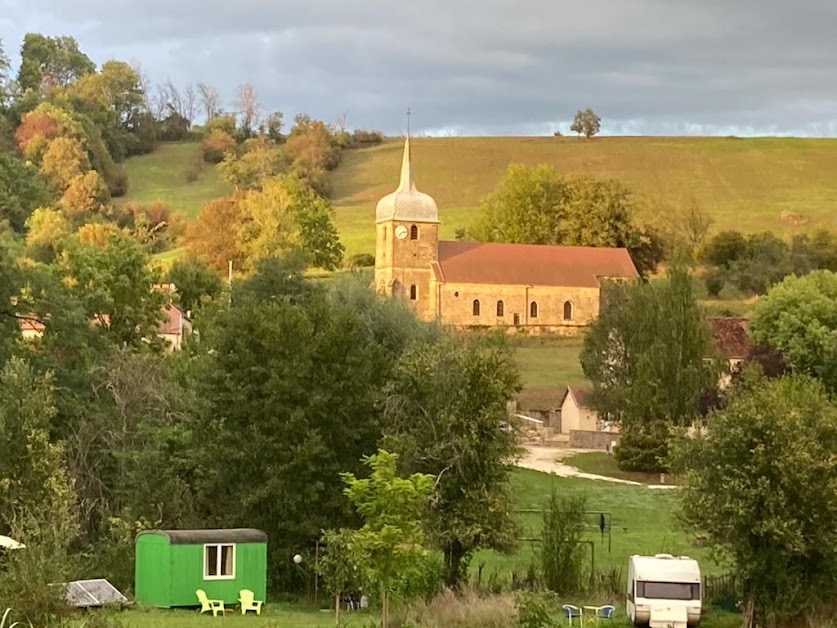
[431,281,601,329]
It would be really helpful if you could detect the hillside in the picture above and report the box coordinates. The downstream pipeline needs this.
[120,142,231,218]
[332,136,837,257]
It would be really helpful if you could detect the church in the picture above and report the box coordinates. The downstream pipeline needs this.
[374,137,639,332]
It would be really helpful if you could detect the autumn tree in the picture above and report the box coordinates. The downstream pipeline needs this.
[570,108,601,138]
[217,136,288,190]
[59,170,110,219]
[185,194,246,272]
[673,377,837,627]
[235,83,261,138]
[238,175,343,270]
[197,82,220,122]
[25,206,73,262]
[580,267,719,471]
[201,128,237,163]
[40,136,90,192]
[382,334,522,586]
[751,270,837,393]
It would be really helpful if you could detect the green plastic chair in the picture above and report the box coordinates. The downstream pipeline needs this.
[196,589,227,617]
[238,589,264,615]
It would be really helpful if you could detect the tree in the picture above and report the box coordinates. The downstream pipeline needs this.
[58,233,168,348]
[200,128,237,163]
[570,108,601,138]
[751,270,837,393]
[185,194,246,272]
[382,334,522,586]
[235,83,261,138]
[334,450,434,628]
[266,111,284,141]
[730,231,792,295]
[0,152,52,232]
[17,33,95,95]
[580,268,718,471]
[217,137,288,190]
[238,175,343,271]
[470,165,664,276]
[25,206,72,262]
[197,82,220,122]
[165,256,224,313]
[672,377,837,627]
[40,136,90,192]
[678,198,714,254]
[59,170,110,218]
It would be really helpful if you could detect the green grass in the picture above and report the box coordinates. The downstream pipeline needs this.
[511,336,587,409]
[120,142,231,218]
[564,452,666,485]
[472,468,720,583]
[331,136,837,258]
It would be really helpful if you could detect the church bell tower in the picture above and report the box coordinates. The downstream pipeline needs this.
[374,119,439,320]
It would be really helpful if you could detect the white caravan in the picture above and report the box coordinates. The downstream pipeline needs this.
[627,554,701,628]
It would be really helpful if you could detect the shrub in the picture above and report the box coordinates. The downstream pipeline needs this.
[614,425,669,473]
[516,591,558,628]
[541,490,587,595]
[351,129,385,147]
[349,253,375,268]
[183,168,199,183]
[201,129,237,164]
[704,270,725,298]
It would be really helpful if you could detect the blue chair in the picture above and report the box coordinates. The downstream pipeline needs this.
[563,604,582,626]
[597,605,615,621]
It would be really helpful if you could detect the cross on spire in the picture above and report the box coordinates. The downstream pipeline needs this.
[406,107,411,138]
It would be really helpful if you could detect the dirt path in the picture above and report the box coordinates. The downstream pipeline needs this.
[518,446,677,490]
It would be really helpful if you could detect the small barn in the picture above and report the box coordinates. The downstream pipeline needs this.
[135,528,267,608]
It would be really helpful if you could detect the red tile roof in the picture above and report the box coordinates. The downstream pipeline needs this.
[435,241,639,287]
[708,317,752,359]
[159,305,186,336]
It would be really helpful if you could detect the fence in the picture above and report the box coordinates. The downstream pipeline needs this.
[703,573,738,607]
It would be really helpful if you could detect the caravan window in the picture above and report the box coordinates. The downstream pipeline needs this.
[204,543,235,579]
[637,581,700,600]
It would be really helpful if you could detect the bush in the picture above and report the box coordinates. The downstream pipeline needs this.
[351,129,385,147]
[516,591,558,628]
[614,426,669,473]
[183,168,199,183]
[201,129,238,164]
[704,270,725,298]
[348,253,375,268]
[541,490,587,594]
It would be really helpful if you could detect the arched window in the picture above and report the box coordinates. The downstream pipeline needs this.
[563,301,573,321]
[472,299,480,316]
[530,301,538,318]
[410,224,418,240]
[496,300,504,316]
[410,285,417,301]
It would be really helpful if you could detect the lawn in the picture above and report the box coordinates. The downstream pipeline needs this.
[331,136,837,258]
[564,452,666,485]
[120,142,230,218]
[471,468,718,584]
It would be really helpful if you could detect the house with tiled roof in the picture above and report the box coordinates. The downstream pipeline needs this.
[374,137,640,331]
[707,316,753,388]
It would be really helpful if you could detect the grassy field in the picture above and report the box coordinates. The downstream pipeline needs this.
[564,452,666,485]
[120,142,230,218]
[511,336,586,409]
[331,136,837,258]
[472,468,718,584]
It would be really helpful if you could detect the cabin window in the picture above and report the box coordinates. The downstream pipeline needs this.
[410,285,418,300]
[563,301,573,321]
[496,300,504,316]
[472,300,480,316]
[636,581,700,600]
[530,301,538,318]
[410,225,418,240]
[204,543,235,580]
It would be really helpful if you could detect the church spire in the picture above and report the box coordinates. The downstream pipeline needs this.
[398,107,415,191]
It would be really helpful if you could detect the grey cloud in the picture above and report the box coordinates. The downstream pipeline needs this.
[3,0,837,135]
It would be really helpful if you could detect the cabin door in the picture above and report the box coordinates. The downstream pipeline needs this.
[513,313,521,326]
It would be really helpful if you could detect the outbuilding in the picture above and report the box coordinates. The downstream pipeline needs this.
[135,528,267,608]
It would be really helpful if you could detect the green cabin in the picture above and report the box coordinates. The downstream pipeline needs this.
[135,528,267,608]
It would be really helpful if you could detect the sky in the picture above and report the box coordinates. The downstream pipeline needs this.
[2,0,837,137]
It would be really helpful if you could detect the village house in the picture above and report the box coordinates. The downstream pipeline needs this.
[374,137,640,332]
[707,316,753,388]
